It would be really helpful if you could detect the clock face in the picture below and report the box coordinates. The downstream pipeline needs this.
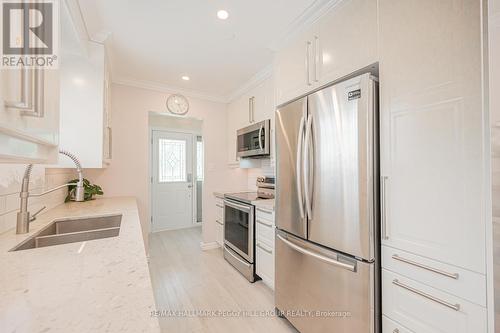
[166,94,189,115]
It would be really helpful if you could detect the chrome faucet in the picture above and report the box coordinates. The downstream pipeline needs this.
[16,150,85,234]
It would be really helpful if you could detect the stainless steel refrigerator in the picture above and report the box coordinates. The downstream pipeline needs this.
[275,73,380,333]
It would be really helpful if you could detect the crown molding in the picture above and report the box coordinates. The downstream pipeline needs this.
[112,76,228,104]
[226,65,273,103]
[269,0,342,51]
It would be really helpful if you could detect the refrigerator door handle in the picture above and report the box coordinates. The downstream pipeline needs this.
[296,114,306,219]
[277,234,356,272]
[303,114,314,218]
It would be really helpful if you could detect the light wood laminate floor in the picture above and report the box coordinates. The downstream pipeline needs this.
[149,227,297,333]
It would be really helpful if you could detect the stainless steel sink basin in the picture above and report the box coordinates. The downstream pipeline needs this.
[10,214,122,251]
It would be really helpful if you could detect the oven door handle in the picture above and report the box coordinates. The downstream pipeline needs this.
[258,125,264,150]
[224,199,252,213]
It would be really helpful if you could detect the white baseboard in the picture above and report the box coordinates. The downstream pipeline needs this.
[152,224,201,233]
[200,241,220,251]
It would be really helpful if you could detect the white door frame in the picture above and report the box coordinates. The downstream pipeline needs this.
[149,126,202,233]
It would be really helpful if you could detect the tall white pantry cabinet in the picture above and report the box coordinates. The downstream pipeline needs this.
[274,0,491,332]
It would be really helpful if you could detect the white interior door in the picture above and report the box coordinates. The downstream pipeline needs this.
[152,130,194,231]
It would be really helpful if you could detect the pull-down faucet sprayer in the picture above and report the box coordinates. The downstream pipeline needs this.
[16,150,85,234]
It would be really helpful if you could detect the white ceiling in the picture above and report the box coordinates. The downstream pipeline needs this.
[77,0,319,101]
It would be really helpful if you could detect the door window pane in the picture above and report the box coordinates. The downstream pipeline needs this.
[196,139,204,181]
[158,139,186,182]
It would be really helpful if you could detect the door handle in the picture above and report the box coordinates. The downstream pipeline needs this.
[277,234,356,272]
[303,113,314,218]
[296,114,306,219]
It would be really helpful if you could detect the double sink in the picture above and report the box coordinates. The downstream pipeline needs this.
[10,214,122,251]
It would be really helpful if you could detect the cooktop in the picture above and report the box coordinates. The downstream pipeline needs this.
[224,192,263,204]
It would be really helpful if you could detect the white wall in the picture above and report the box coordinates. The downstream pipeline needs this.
[0,166,74,234]
[84,83,248,248]
[489,1,500,331]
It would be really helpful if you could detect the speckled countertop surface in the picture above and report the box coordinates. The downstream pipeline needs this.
[0,197,160,333]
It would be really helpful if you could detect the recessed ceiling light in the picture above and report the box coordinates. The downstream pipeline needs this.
[181,76,190,81]
[217,10,229,20]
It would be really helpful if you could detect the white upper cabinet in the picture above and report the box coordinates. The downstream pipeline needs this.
[0,67,60,163]
[275,26,318,106]
[318,0,378,85]
[275,0,378,106]
[226,75,275,166]
[379,0,485,274]
[57,3,111,168]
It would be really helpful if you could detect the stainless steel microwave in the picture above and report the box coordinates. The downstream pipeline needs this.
[236,119,270,158]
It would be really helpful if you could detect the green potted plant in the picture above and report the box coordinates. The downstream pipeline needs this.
[65,178,104,202]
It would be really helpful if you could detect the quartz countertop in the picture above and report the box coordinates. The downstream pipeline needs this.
[0,197,160,333]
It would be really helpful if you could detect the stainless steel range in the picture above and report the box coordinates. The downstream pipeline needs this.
[223,178,275,282]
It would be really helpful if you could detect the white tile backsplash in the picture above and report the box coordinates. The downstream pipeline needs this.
[247,160,275,190]
[0,166,75,234]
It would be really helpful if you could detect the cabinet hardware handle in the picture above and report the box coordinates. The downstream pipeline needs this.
[393,329,399,333]
[256,242,273,254]
[305,41,312,86]
[216,219,224,225]
[5,68,44,118]
[314,36,319,82]
[392,279,460,311]
[256,219,273,228]
[216,204,224,208]
[392,254,459,279]
[249,97,252,123]
[251,96,255,123]
[381,176,389,239]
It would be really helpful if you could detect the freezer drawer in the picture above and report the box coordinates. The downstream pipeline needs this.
[275,231,376,333]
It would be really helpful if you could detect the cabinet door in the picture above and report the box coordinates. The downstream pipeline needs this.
[255,240,274,289]
[318,0,378,85]
[379,0,485,274]
[275,27,317,106]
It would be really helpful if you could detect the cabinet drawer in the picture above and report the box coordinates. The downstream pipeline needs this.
[256,241,274,289]
[215,199,224,224]
[382,245,486,306]
[383,315,414,333]
[256,218,274,246]
[382,270,486,333]
[256,206,274,222]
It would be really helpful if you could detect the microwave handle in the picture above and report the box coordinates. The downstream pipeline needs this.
[258,125,263,150]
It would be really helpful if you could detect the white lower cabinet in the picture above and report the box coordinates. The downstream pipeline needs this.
[215,198,224,247]
[383,315,414,333]
[255,207,275,290]
[382,269,487,333]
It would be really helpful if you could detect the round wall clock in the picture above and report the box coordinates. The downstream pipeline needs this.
[166,94,189,115]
